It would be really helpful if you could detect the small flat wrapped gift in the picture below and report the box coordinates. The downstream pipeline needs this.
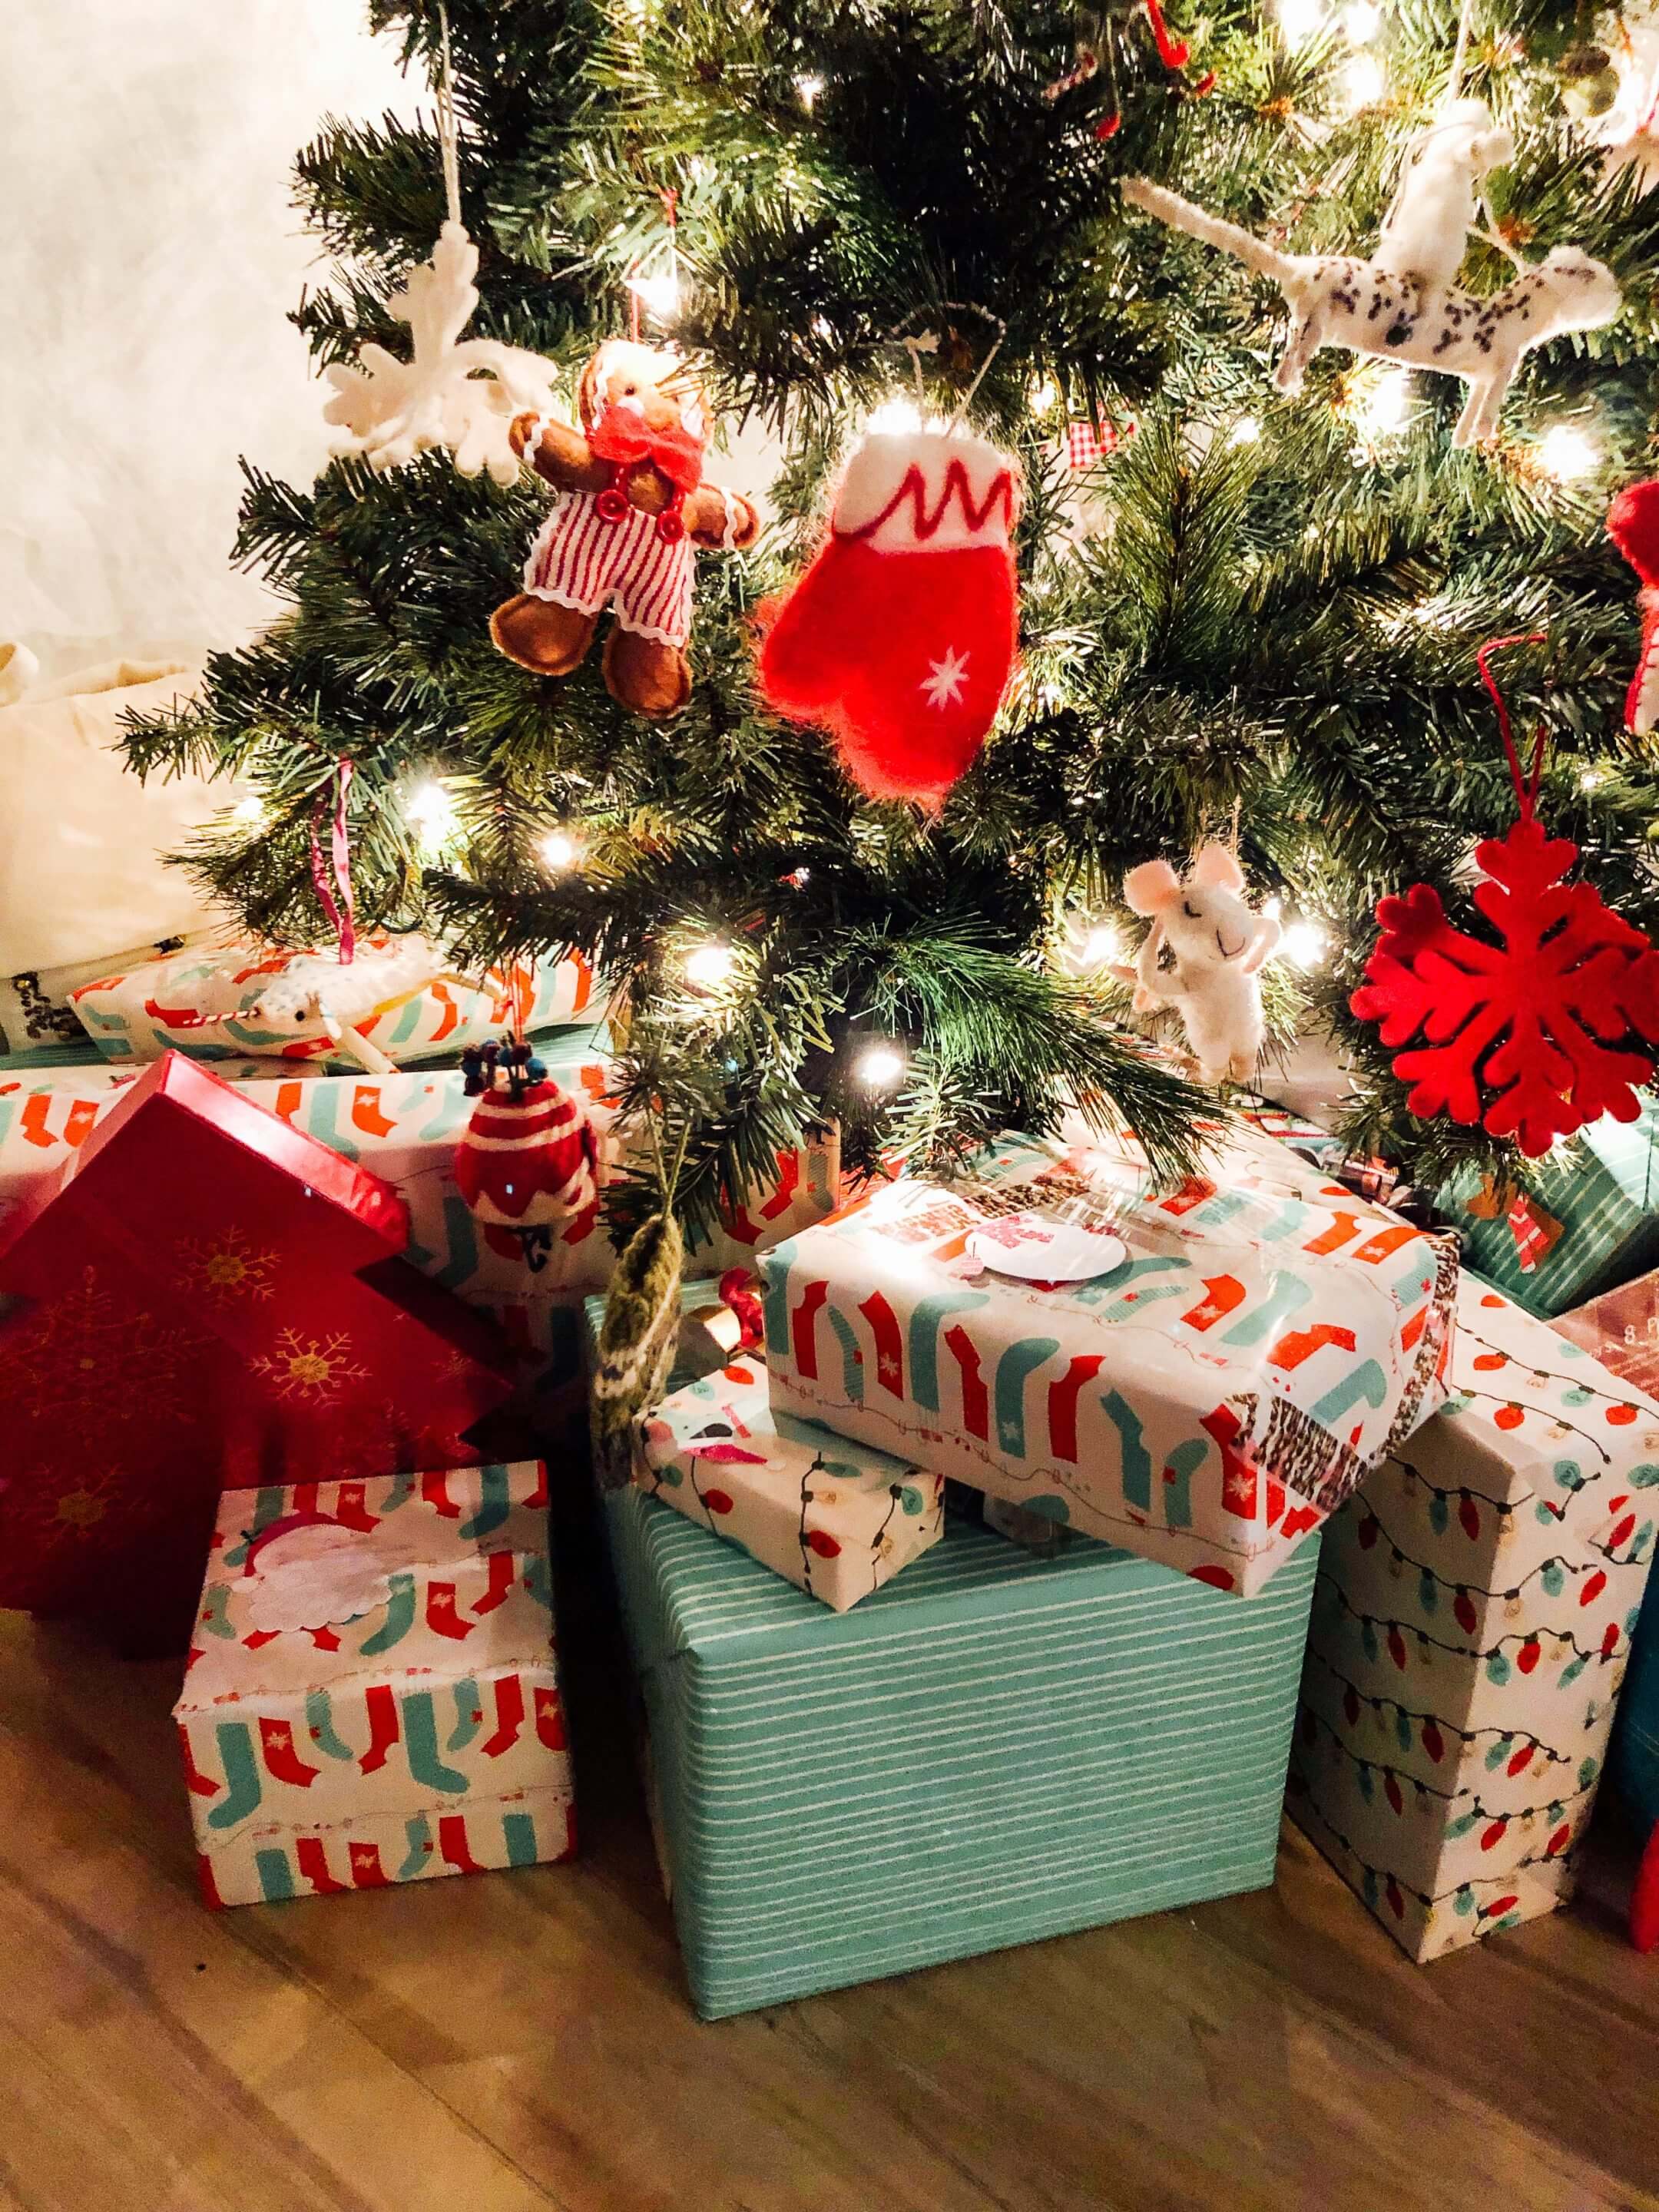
[639,1334,943,1610]
[68,933,596,1068]
[760,1131,1456,1595]
[177,1459,574,1907]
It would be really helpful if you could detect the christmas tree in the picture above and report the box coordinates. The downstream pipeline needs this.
[125,0,1659,1224]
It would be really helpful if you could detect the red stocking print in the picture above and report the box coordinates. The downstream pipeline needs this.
[757,430,1020,810]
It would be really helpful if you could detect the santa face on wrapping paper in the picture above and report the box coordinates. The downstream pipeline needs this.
[757,429,1022,810]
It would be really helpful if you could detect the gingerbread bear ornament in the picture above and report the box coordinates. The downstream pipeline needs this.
[492,340,760,718]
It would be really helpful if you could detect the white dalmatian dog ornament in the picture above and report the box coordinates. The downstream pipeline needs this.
[1122,176,1621,448]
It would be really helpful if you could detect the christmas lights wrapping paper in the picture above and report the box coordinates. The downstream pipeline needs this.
[67,935,597,1068]
[0,1053,515,1637]
[584,1286,1320,2019]
[176,1459,574,1907]
[1436,1096,1659,1318]
[1550,1286,1659,1833]
[759,1130,1455,1596]
[638,1326,944,1611]
[1290,1276,1659,1961]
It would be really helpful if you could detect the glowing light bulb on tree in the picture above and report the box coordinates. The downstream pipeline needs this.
[406,779,459,851]
[855,1044,906,1088]
[1280,920,1330,969]
[626,266,681,323]
[1339,51,1387,111]
[1536,425,1600,482]
[1229,416,1262,446]
[865,395,927,436]
[1277,0,1325,45]
[1343,0,1381,41]
[540,830,579,870]
[685,941,737,989]
[795,72,825,108]
[1352,364,1412,440]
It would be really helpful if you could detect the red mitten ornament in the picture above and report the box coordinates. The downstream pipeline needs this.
[1351,637,1659,1156]
[1608,478,1659,734]
[757,430,1020,810]
[455,1039,599,1270]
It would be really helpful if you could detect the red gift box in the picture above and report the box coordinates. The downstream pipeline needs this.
[0,1052,514,1640]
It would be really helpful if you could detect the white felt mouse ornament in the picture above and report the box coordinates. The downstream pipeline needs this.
[1115,843,1280,1084]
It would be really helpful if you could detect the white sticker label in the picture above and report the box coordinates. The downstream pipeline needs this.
[967,1210,1128,1283]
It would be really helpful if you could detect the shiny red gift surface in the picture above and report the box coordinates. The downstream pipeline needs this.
[0,1052,514,1634]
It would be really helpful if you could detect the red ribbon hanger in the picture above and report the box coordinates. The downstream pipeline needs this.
[1475,631,1550,822]
[310,756,357,964]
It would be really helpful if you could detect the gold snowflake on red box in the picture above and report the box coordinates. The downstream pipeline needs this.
[174,1226,280,1303]
[250,1326,370,1403]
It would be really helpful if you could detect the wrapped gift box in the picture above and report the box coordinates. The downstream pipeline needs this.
[1615,1575,1659,1830]
[1435,1100,1659,1318]
[760,1131,1455,1595]
[1290,1275,1659,1960]
[639,1317,943,1610]
[68,934,597,1068]
[176,1459,574,1906]
[1,1034,839,1304]
[0,1053,513,1633]
[591,1289,1317,2017]
[1551,1284,1659,1834]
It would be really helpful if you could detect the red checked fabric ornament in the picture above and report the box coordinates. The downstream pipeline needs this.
[455,1039,599,1270]
[756,429,1021,810]
[1352,635,1659,1156]
[1608,478,1659,733]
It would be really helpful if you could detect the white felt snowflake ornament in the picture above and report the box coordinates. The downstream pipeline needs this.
[322,222,559,485]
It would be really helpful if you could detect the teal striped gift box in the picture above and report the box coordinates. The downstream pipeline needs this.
[1436,1099,1659,1318]
[1612,1566,1659,1831]
[586,1293,1318,2018]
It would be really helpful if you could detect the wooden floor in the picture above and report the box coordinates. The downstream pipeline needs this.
[4,1588,1658,2212]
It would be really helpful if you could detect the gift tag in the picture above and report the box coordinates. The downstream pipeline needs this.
[968,1208,1127,1283]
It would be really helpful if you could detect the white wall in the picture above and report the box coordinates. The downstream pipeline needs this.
[0,0,413,673]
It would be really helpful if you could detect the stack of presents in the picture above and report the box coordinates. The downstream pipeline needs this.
[3,929,1659,2016]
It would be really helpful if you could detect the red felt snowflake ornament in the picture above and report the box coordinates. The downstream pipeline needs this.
[1351,634,1659,1157]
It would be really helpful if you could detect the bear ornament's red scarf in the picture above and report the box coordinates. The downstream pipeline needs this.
[588,404,706,495]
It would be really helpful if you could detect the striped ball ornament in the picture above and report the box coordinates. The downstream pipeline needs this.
[455,1039,599,1270]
